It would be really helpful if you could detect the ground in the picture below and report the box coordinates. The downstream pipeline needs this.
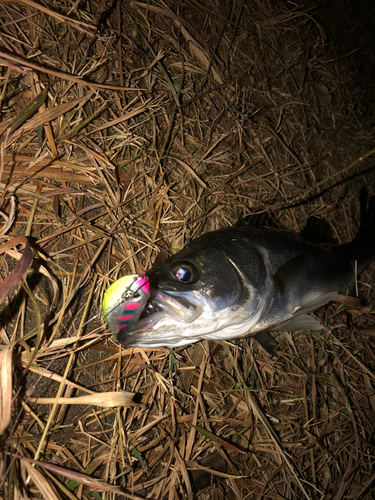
[0,1,375,499]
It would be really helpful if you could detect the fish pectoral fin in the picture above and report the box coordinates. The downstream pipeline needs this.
[273,255,308,295]
[251,332,278,356]
[298,290,338,315]
[278,314,323,332]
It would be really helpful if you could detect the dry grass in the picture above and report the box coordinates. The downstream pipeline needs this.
[0,0,375,499]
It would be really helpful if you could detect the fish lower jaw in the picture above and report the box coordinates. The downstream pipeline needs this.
[116,312,262,348]
[116,314,183,346]
[116,312,216,347]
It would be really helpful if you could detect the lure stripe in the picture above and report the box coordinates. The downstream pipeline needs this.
[119,314,137,321]
[123,302,140,310]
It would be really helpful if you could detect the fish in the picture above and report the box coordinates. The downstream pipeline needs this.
[102,274,150,334]
[115,188,375,353]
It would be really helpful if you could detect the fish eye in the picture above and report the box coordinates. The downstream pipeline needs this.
[171,264,196,283]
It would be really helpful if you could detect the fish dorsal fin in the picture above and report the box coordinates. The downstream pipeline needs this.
[273,255,308,295]
[236,212,269,228]
[300,216,337,244]
[278,314,323,332]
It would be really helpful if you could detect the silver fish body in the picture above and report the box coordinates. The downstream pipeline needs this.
[117,192,375,349]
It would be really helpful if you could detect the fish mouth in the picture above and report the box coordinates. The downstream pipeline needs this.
[116,288,202,345]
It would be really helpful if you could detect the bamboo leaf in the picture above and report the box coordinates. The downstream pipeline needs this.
[0,238,32,305]
[66,463,101,490]
[186,422,245,454]
[1,86,48,143]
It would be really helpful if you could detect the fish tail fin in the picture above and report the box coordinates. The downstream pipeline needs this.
[335,187,375,274]
[356,186,375,239]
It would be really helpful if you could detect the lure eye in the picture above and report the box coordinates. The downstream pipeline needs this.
[124,291,141,301]
[172,264,196,283]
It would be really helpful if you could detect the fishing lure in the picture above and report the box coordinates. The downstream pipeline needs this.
[102,274,150,335]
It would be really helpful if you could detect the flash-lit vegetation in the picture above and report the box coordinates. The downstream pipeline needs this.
[0,0,374,499]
